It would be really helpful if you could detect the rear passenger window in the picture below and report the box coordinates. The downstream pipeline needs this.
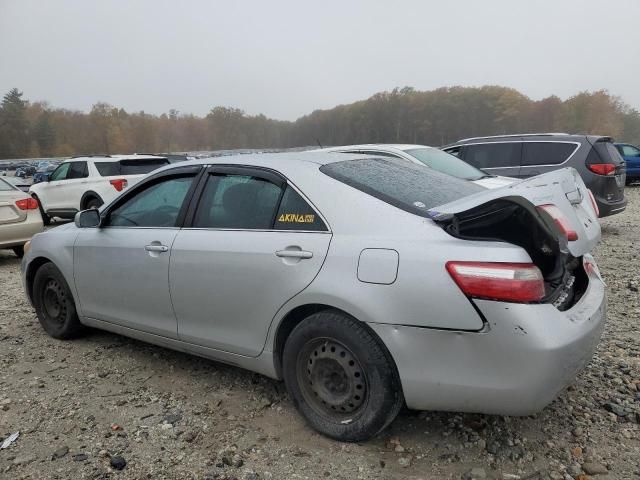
[67,161,88,179]
[522,142,577,166]
[193,174,282,230]
[275,186,327,231]
[462,143,521,169]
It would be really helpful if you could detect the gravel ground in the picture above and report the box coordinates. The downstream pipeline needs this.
[1,187,639,480]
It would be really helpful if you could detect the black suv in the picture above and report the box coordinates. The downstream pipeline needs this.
[443,133,627,217]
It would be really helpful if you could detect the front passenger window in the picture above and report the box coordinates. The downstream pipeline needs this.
[107,176,194,227]
[50,163,70,181]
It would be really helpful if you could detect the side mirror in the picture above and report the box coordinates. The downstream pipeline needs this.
[74,209,101,228]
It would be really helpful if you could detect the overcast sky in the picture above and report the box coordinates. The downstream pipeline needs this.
[1,0,639,120]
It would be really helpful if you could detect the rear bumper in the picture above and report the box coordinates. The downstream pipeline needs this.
[0,214,43,249]
[596,196,627,217]
[369,257,606,415]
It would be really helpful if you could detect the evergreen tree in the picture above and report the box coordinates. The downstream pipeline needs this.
[0,88,29,158]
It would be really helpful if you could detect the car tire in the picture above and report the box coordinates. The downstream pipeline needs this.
[85,196,103,210]
[32,195,51,225]
[33,262,83,339]
[282,310,403,442]
[12,246,24,258]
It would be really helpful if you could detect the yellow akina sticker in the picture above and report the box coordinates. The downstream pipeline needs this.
[278,213,315,223]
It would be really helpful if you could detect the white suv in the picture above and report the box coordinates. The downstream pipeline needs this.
[30,154,169,224]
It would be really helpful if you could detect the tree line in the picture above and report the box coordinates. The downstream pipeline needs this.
[1,85,639,160]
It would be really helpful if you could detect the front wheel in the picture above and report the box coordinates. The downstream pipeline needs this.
[33,263,83,339]
[282,310,403,442]
[12,246,24,258]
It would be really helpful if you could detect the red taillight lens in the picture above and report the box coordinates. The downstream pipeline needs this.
[537,204,579,241]
[110,179,128,192]
[587,189,599,218]
[446,261,545,303]
[15,198,39,210]
[587,163,616,176]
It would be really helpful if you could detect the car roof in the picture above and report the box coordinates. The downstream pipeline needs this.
[152,151,375,175]
[446,133,612,146]
[63,154,168,163]
[316,144,435,153]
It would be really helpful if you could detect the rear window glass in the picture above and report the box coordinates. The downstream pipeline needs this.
[463,143,521,169]
[0,178,16,191]
[522,142,577,166]
[95,158,169,176]
[320,158,484,217]
[405,148,486,180]
[587,141,624,165]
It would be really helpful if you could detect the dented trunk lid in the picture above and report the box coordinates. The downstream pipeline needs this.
[428,168,600,257]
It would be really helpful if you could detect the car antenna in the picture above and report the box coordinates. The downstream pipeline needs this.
[316,138,323,149]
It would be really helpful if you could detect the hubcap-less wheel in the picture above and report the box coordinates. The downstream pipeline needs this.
[297,338,367,417]
[42,279,67,325]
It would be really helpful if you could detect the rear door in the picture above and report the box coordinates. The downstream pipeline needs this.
[428,168,600,257]
[170,165,332,357]
[43,161,89,210]
[461,142,523,177]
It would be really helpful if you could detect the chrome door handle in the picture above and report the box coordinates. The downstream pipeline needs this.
[275,250,313,259]
[145,244,169,252]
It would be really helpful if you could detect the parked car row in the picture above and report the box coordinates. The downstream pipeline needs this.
[22,145,606,442]
[441,133,628,217]
[29,154,170,225]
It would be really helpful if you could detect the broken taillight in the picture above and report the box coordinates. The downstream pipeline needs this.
[15,198,39,210]
[587,189,600,218]
[537,204,578,241]
[446,261,545,303]
[110,179,128,192]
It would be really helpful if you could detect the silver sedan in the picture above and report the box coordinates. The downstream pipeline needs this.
[21,152,605,441]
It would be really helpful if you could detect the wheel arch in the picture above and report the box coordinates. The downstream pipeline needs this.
[80,191,103,210]
[25,256,53,303]
[272,303,401,386]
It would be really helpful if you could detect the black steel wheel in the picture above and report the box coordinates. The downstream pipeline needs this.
[283,310,403,442]
[298,338,367,418]
[33,262,83,339]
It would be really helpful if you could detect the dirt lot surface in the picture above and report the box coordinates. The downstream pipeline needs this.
[1,188,639,480]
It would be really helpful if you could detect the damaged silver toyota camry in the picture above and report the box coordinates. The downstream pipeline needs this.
[21,152,605,441]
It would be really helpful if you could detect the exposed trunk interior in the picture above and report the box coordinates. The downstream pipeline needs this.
[434,196,587,310]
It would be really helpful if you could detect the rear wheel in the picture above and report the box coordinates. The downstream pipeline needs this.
[33,263,83,339]
[12,246,24,258]
[282,310,403,442]
[85,196,103,210]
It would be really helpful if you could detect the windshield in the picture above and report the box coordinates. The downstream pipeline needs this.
[404,148,487,180]
[320,157,483,217]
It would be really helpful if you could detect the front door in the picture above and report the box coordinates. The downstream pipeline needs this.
[74,171,198,338]
[42,161,88,211]
[170,167,332,356]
